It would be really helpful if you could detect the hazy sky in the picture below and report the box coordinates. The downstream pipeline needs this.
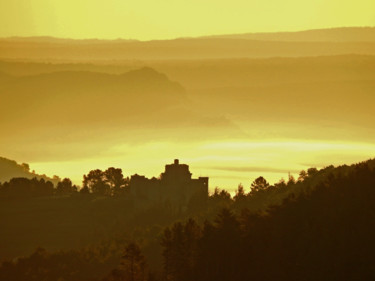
[26,139,375,193]
[1,0,374,40]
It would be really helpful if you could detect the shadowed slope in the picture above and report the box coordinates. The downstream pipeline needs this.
[0,157,58,184]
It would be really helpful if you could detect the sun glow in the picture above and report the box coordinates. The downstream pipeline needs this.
[29,139,375,193]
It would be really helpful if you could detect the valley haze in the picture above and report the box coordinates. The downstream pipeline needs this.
[1,27,375,192]
[1,0,375,280]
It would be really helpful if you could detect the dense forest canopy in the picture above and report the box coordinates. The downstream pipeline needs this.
[1,158,375,280]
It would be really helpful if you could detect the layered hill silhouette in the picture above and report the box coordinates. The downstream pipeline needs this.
[0,67,237,128]
[0,67,240,159]
[1,55,373,142]
[205,27,375,42]
[0,157,58,184]
[1,26,375,280]
[1,27,374,182]
[0,67,184,126]
[1,27,375,61]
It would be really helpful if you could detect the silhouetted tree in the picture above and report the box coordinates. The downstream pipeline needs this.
[0,177,54,198]
[250,176,269,192]
[287,174,296,185]
[121,242,147,281]
[161,227,173,281]
[56,178,77,195]
[83,169,110,196]
[104,167,128,196]
[233,184,247,209]
[298,170,308,182]
[307,167,318,177]
[79,185,90,194]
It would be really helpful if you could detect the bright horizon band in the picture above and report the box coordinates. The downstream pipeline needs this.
[0,0,374,40]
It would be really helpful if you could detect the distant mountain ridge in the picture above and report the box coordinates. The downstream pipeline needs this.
[2,27,375,43]
[13,67,184,92]
[0,66,242,153]
[1,27,374,61]
[203,27,375,42]
[0,157,59,184]
[0,67,187,124]
[0,36,138,44]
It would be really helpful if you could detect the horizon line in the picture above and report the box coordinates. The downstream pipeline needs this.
[1,26,374,43]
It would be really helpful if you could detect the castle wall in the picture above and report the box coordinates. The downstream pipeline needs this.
[129,160,208,209]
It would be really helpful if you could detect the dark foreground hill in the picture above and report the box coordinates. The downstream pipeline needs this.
[159,159,375,281]
[0,158,375,281]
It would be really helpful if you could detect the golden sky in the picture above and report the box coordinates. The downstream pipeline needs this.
[1,1,374,192]
[1,0,374,40]
[28,140,375,193]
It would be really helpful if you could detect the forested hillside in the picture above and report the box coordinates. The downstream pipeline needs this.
[1,159,374,280]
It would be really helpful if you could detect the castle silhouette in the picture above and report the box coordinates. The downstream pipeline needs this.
[129,159,208,208]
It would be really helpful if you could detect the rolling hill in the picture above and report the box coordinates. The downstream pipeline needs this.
[0,156,59,184]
